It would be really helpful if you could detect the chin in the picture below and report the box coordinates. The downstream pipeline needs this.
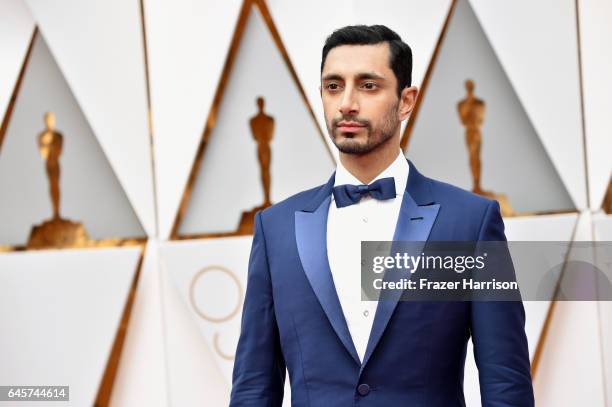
[334,137,361,148]
[335,141,373,155]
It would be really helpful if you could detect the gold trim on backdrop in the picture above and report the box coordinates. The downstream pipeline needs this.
[400,0,457,151]
[0,237,146,253]
[575,1,608,401]
[508,208,578,218]
[139,0,160,238]
[574,0,591,210]
[94,241,147,407]
[602,177,612,214]
[169,0,334,240]
[0,27,38,156]
[172,230,252,241]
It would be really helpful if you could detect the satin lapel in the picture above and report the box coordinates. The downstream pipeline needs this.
[295,176,361,365]
[360,191,440,372]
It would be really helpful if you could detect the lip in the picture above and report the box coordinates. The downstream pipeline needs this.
[336,121,365,133]
[337,121,365,127]
[337,126,363,133]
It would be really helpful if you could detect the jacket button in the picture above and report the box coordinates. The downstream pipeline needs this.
[357,383,370,396]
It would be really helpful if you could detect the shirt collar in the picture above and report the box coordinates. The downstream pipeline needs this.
[333,149,409,197]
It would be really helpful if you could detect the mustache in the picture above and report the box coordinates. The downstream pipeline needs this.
[331,115,371,128]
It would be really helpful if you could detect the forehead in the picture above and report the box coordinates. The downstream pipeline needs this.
[322,43,392,77]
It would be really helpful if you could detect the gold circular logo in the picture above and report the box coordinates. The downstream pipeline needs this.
[189,265,243,323]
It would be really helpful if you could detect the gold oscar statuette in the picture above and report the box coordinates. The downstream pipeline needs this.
[457,79,514,216]
[27,112,90,249]
[237,96,275,234]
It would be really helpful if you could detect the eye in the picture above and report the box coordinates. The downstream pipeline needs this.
[325,83,342,91]
[362,82,378,90]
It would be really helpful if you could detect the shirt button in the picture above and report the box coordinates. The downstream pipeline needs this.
[363,310,369,317]
[357,383,371,396]
[362,217,368,223]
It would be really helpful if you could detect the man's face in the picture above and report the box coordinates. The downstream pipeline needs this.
[321,43,401,155]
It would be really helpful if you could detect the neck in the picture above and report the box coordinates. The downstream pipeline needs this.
[338,133,401,184]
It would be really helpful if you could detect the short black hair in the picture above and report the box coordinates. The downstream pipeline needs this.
[321,25,413,96]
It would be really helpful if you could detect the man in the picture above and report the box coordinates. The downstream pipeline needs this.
[230,25,534,406]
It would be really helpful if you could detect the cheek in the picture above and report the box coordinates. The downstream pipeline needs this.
[321,97,336,118]
[359,100,384,123]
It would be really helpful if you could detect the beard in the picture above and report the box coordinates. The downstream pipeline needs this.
[327,100,400,155]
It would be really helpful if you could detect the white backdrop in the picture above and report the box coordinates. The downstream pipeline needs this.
[0,1,610,406]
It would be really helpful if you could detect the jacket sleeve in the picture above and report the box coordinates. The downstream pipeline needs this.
[230,211,286,406]
[471,200,535,407]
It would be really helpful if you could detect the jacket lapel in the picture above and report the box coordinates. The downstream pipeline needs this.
[360,159,440,372]
[294,172,361,365]
[294,159,441,369]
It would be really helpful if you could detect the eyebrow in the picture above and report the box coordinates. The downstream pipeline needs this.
[322,72,386,82]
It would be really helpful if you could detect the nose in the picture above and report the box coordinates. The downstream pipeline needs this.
[338,86,358,116]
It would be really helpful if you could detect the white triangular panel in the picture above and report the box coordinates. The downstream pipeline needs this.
[0,34,145,246]
[578,0,612,209]
[406,0,574,214]
[0,246,141,407]
[25,0,156,236]
[178,6,334,235]
[144,0,243,239]
[268,0,452,159]
[110,240,168,407]
[469,0,587,209]
[0,0,34,121]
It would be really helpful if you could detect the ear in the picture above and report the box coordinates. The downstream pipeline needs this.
[398,86,418,121]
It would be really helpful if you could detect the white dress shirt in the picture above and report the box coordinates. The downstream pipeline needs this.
[326,150,409,363]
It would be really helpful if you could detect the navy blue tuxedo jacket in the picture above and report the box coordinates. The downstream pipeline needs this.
[230,159,534,406]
